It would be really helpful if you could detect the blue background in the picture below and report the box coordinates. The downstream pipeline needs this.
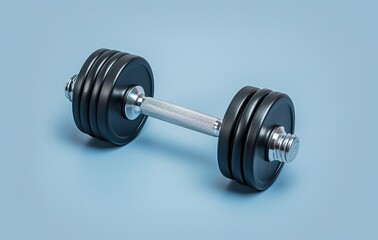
[1,0,377,239]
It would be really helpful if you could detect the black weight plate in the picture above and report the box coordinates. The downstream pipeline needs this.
[217,86,259,179]
[80,50,119,136]
[89,51,127,139]
[231,89,272,185]
[72,48,108,132]
[243,92,295,190]
[97,54,154,145]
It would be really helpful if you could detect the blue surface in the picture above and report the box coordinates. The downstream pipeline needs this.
[1,0,377,239]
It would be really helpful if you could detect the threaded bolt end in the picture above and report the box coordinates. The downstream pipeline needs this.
[65,74,77,102]
[267,126,300,163]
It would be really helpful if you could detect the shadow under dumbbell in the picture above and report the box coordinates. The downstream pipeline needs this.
[57,119,86,145]
[57,118,272,194]
[226,181,261,194]
[85,138,118,149]
[57,116,118,150]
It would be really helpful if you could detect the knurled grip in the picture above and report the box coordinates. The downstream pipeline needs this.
[141,97,222,137]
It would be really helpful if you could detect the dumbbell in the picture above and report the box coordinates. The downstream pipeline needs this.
[65,48,300,190]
